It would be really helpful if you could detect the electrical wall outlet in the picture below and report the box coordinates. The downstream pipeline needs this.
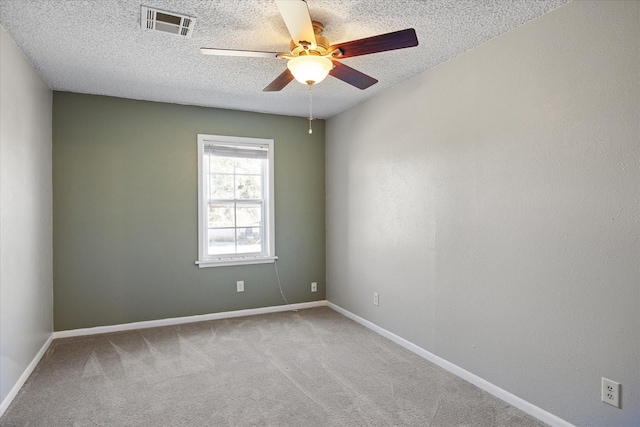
[311,282,317,292]
[373,292,379,306]
[236,280,244,292]
[601,377,621,408]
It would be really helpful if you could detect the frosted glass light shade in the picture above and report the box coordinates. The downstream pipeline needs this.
[287,56,333,85]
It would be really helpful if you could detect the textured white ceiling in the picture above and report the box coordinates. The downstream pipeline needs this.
[0,0,570,118]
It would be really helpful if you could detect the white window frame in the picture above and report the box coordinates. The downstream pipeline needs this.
[196,134,277,268]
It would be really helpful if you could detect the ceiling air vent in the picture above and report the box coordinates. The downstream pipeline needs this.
[141,6,196,37]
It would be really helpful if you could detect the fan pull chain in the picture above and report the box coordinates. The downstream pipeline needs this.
[308,82,313,134]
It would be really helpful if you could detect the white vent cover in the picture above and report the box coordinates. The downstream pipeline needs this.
[141,6,195,37]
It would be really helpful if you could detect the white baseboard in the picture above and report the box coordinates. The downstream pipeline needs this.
[53,300,327,339]
[0,334,54,417]
[326,301,574,427]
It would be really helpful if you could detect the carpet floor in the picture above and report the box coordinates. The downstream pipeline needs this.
[1,307,547,426]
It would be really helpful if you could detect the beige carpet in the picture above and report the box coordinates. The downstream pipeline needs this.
[1,307,547,426]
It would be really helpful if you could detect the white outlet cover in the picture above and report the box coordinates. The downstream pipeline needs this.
[601,377,620,408]
[236,280,244,292]
[311,282,317,292]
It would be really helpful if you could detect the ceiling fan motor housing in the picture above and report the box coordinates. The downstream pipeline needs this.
[289,23,332,58]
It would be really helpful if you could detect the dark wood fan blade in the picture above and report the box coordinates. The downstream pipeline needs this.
[329,61,378,90]
[331,28,418,58]
[263,68,295,92]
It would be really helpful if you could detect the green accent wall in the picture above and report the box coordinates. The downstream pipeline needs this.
[53,92,325,331]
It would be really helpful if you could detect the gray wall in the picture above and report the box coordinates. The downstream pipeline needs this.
[53,92,325,331]
[325,1,639,426]
[0,27,53,408]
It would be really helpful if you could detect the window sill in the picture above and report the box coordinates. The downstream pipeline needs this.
[195,256,278,268]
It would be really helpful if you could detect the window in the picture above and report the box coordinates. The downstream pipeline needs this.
[196,134,276,267]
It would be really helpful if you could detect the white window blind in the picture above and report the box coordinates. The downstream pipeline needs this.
[205,144,268,159]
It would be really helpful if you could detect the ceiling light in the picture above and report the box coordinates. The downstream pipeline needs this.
[286,56,333,85]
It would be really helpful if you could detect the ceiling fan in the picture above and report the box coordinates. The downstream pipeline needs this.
[200,0,418,132]
[200,0,419,92]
